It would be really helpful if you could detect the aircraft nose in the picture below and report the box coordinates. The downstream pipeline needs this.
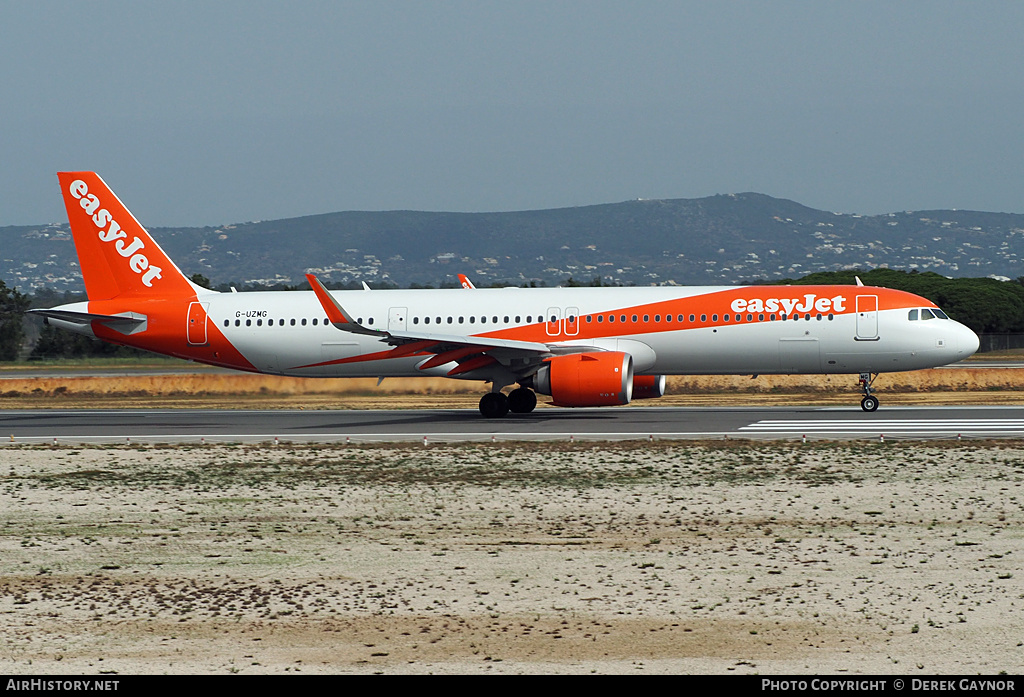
[959,323,980,358]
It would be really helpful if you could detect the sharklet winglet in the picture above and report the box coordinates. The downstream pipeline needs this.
[305,273,386,338]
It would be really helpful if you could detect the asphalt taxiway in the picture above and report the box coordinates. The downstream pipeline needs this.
[2,405,1024,444]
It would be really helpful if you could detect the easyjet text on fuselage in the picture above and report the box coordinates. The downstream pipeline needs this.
[730,293,847,315]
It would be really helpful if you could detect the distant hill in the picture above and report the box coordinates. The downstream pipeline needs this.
[3,193,1024,292]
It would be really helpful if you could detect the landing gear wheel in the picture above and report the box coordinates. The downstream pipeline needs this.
[479,392,510,418]
[858,371,880,412]
[508,387,537,414]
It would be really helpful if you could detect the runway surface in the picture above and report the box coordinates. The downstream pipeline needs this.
[2,405,1024,444]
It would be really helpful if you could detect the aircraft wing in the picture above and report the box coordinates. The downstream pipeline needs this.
[306,274,556,375]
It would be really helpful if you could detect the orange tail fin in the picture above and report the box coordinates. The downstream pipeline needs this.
[58,172,201,300]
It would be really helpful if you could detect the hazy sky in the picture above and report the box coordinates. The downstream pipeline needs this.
[3,1,1023,226]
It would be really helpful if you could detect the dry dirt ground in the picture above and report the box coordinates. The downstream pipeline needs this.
[0,440,1022,675]
[1,367,1024,410]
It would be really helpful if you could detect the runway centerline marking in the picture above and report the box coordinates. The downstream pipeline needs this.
[740,418,1024,433]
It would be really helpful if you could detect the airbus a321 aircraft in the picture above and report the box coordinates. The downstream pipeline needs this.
[31,172,980,417]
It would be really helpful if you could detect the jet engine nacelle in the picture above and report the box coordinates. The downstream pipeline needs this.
[534,351,633,407]
[632,374,667,400]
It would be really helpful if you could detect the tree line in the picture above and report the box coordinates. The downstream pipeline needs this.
[2,270,1022,361]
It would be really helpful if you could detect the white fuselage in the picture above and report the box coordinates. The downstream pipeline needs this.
[183,285,977,378]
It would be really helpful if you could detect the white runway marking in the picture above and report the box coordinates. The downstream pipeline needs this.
[740,419,1024,434]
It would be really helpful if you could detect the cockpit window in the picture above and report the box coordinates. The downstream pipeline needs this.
[911,307,950,321]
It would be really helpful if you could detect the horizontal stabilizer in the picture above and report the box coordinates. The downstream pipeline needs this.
[27,309,147,336]
[27,308,146,326]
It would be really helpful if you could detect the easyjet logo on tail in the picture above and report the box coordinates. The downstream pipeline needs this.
[68,179,163,287]
[731,293,847,315]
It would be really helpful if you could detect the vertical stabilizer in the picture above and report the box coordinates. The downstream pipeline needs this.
[58,172,202,300]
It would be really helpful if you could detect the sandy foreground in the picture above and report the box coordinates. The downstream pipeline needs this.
[0,440,1022,675]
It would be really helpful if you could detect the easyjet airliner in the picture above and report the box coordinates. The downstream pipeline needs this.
[30,172,980,417]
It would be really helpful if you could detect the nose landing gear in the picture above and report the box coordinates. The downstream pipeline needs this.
[859,372,879,412]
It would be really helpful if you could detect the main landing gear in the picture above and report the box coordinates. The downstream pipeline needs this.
[859,372,879,412]
[479,387,537,418]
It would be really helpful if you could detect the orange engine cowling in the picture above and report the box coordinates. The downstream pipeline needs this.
[632,375,667,400]
[534,352,633,407]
